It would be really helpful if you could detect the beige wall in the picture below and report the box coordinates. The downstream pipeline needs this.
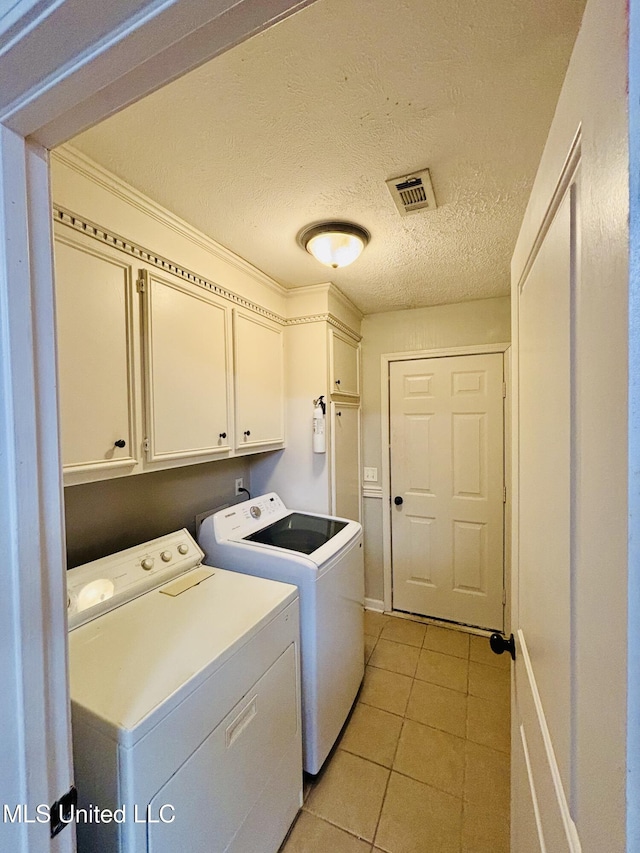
[360,296,511,601]
[65,457,250,568]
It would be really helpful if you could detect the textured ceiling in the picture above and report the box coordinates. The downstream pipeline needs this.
[70,0,585,314]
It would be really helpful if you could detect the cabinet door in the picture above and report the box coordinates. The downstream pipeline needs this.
[234,310,284,450]
[142,269,232,461]
[55,232,138,477]
[330,329,360,398]
[331,402,361,522]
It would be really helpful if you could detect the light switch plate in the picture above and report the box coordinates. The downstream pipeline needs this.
[363,467,378,482]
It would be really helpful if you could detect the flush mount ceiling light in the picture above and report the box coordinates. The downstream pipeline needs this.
[297,221,370,269]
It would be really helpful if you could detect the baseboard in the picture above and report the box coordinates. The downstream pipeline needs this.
[364,597,385,612]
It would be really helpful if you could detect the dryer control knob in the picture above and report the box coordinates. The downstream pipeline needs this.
[141,558,154,571]
[160,550,172,562]
[177,544,189,555]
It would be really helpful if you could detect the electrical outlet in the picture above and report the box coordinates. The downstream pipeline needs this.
[363,467,378,482]
[235,478,244,495]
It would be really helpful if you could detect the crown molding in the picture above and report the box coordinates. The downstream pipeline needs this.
[327,282,364,321]
[52,145,288,299]
[53,205,286,325]
[285,281,363,320]
[284,312,360,341]
[52,205,363,341]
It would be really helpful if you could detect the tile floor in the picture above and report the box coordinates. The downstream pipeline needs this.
[280,611,511,853]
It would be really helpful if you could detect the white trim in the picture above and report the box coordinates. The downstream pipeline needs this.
[364,597,385,613]
[0,129,73,851]
[362,485,383,499]
[286,281,364,321]
[514,127,582,292]
[52,203,363,341]
[53,145,288,298]
[518,630,582,852]
[380,342,511,615]
[519,723,548,853]
[3,0,318,144]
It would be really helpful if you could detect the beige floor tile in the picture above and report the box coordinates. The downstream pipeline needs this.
[359,666,413,716]
[406,679,467,738]
[415,648,469,693]
[423,625,470,659]
[364,610,390,637]
[468,661,510,706]
[365,634,377,663]
[393,719,465,797]
[369,639,420,677]
[461,801,510,853]
[466,695,510,754]
[380,618,426,648]
[280,810,372,853]
[464,741,510,816]
[305,750,389,842]
[374,771,462,853]
[469,633,510,669]
[340,702,403,768]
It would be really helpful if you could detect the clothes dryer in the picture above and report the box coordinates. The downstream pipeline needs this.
[67,529,302,853]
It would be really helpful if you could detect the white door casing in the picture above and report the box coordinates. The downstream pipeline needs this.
[389,351,505,630]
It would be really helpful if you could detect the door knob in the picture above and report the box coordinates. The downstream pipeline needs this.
[394,496,403,506]
[489,632,516,661]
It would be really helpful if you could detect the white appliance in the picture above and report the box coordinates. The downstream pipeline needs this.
[197,493,364,774]
[67,529,302,853]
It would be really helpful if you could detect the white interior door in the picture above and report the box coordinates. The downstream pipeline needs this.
[389,353,505,629]
[511,159,579,852]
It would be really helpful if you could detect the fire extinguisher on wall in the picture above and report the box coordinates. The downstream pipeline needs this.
[313,395,326,453]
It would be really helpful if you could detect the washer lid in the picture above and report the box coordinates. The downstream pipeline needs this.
[68,566,298,747]
[243,513,349,554]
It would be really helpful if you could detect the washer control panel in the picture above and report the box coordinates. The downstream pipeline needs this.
[66,529,204,630]
[214,493,288,539]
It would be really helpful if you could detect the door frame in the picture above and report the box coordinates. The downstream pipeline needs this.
[380,342,511,627]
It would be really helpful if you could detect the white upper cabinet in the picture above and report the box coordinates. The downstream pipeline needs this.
[54,226,287,485]
[330,329,360,398]
[55,229,139,478]
[140,269,232,463]
[234,309,285,451]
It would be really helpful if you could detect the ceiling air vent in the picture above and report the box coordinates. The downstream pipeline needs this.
[386,168,437,216]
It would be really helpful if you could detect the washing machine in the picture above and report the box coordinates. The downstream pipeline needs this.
[66,529,302,853]
[197,493,364,774]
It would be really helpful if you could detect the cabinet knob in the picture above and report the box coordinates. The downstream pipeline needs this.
[114,439,126,448]
[335,378,341,385]
[219,432,227,439]
[244,430,251,437]
[336,411,342,417]
[394,495,403,506]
